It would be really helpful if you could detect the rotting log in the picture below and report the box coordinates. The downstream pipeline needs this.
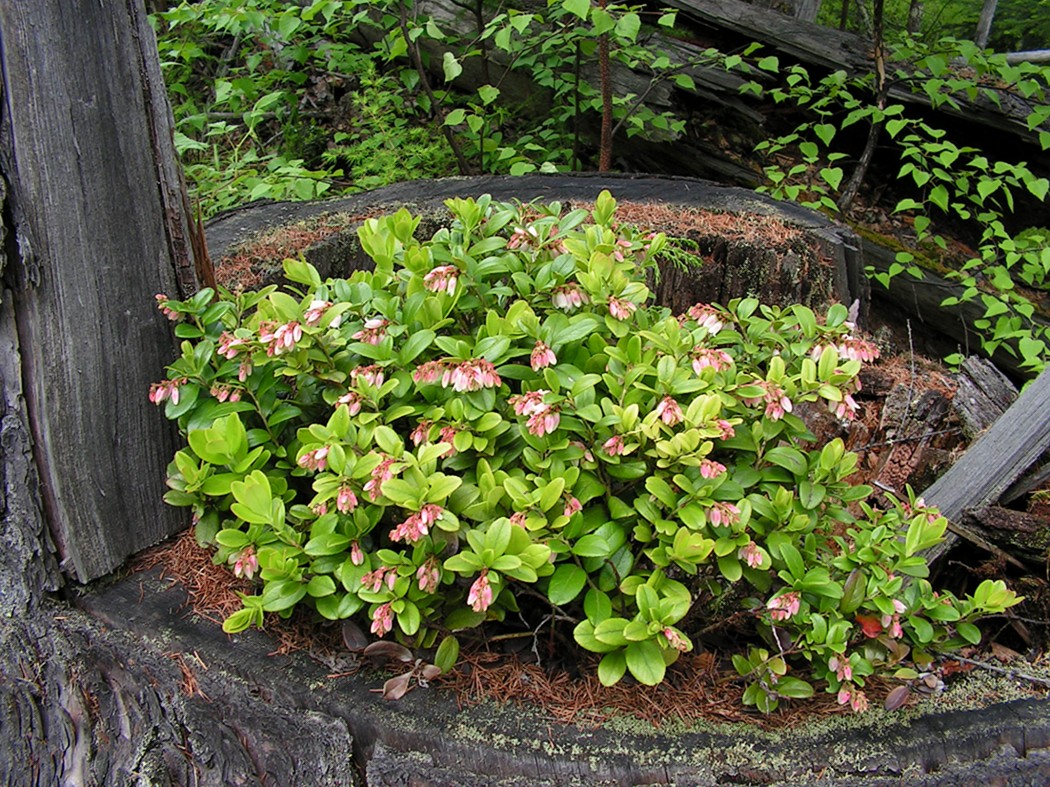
[870,385,953,496]
[921,366,1050,564]
[662,0,1050,143]
[952,356,1018,439]
[860,236,1050,380]
[963,506,1050,565]
[663,0,869,72]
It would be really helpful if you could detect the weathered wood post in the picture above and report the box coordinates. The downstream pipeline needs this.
[0,0,195,582]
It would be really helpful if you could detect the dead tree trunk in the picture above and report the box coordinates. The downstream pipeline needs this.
[975,0,998,48]
[0,0,195,582]
[0,3,348,784]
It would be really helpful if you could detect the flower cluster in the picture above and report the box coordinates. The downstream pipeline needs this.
[767,591,801,622]
[371,603,394,636]
[390,504,444,543]
[304,299,336,327]
[467,570,493,612]
[742,379,793,421]
[416,559,441,593]
[442,358,501,392]
[337,390,364,415]
[209,384,242,403]
[816,335,880,363]
[423,265,459,294]
[352,317,389,345]
[684,303,724,334]
[230,547,257,580]
[530,341,557,371]
[509,390,560,436]
[154,193,1012,712]
[361,565,398,594]
[412,358,502,392]
[149,378,187,405]
[654,396,683,426]
[551,283,588,310]
[602,434,627,456]
[837,685,869,713]
[298,446,329,471]
[709,501,741,527]
[350,364,385,388]
[337,485,358,514]
[155,293,180,321]
[364,455,396,501]
[739,541,763,568]
[691,347,733,374]
[608,296,636,321]
[218,332,249,359]
[259,320,302,356]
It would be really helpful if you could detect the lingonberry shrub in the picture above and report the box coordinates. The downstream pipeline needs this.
[154,191,1019,711]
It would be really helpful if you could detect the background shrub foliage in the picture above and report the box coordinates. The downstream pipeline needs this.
[153,0,1050,372]
[154,192,1019,711]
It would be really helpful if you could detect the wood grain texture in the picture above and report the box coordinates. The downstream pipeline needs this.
[952,356,1018,438]
[0,0,196,581]
[923,367,1050,563]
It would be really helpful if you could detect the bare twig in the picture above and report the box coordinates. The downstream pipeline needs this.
[854,427,962,453]
[200,110,333,122]
[397,0,471,175]
[939,653,1050,688]
[836,0,886,213]
[902,318,916,428]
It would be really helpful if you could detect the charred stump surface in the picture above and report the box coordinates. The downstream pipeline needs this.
[61,566,1050,787]
[207,174,868,323]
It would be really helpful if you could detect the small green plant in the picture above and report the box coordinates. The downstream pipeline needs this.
[154,0,458,214]
[319,66,455,191]
[153,191,1020,709]
[748,37,1050,372]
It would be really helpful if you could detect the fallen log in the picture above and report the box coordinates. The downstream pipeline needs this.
[952,355,1018,438]
[870,385,954,496]
[861,236,1050,380]
[963,505,1050,565]
[661,0,1050,143]
[921,365,1050,563]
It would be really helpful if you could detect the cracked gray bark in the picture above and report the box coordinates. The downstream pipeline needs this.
[0,0,194,583]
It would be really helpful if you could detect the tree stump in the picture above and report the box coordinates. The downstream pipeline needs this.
[5,156,1050,783]
[207,174,868,322]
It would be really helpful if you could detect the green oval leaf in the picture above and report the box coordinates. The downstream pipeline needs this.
[548,563,588,605]
[625,640,665,686]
